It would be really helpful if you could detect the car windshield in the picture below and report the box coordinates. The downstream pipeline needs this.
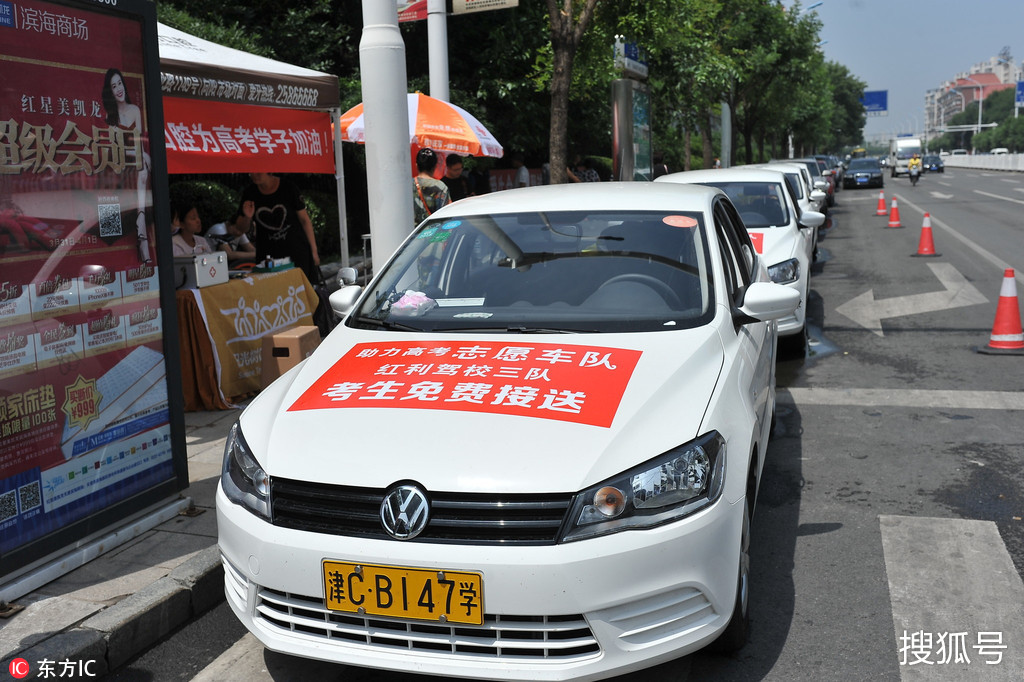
[848,159,880,171]
[703,182,791,228]
[923,155,941,163]
[350,210,715,334]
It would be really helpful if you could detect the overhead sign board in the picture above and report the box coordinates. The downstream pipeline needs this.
[1016,81,1024,107]
[861,90,889,117]
[399,0,518,22]
[453,0,518,13]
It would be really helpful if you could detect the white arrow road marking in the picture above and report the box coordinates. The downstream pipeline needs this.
[929,191,954,199]
[835,262,987,337]
[974,189,1024,205]
[881,516,1024,677]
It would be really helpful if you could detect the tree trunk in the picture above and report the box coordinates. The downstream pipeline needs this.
[683,128,692,171]
[702,108,713,168]
[548,42,574,184]
[545,0,600,185]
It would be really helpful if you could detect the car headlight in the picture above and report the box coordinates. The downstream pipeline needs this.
[561,432,725,542]
[768,258,800,285]
[221,421,271,520]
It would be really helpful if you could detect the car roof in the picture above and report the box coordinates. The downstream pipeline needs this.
[429,181,724,220]
[656,167,790,185]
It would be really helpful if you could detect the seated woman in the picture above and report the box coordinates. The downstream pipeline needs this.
[171,195,213,257]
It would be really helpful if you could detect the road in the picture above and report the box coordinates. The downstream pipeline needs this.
[110,168,1024,682]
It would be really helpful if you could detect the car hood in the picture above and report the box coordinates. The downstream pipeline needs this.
[239,326,726,494]
[746,225,800,267]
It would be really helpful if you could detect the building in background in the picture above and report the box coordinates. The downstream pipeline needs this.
[926,50,1024,135]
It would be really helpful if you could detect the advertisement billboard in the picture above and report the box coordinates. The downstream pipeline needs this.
[0,0,187,580]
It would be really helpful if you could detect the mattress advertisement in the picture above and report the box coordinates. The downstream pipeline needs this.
[0,0,182,571]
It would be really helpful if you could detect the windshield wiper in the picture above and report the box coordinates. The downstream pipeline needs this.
[438,325,587,334]
[351,315,423,332]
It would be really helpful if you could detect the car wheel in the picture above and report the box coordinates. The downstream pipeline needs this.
[710,496,751,653]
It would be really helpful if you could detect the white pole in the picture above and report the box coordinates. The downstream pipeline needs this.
[427,0,449,102]
[360,0,413,270]
[331,108,349,268]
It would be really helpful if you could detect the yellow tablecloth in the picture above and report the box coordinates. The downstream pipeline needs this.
[176,268,318,410]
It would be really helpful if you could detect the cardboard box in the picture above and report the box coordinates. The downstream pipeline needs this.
[261,325,320,389]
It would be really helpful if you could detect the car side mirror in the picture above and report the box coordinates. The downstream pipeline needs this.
[329,286,362,318]
[810,189,827,203]
[734,282,800,326]
[799,210,826,229]
[814,180,828,190]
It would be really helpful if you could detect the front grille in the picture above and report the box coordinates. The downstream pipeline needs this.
[255,586,601,660]
[271,478,574,545]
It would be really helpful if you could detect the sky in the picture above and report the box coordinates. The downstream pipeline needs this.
[795,0,1024,143]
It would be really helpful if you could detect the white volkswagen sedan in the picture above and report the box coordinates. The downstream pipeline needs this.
[656,168,824,350]
[218,183,799,681]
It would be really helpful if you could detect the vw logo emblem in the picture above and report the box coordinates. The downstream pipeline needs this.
[380,484,430,540]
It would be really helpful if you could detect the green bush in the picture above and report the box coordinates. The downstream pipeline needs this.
[168,179,237,229]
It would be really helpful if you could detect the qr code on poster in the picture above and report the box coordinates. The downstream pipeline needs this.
[19,480,41,513]
[0,490,16,522]
[98,202,123,238]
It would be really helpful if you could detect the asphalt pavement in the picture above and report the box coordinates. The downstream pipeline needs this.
[0,407,237,679]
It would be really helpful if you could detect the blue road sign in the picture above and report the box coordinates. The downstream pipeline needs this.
[1016,81,1024,107]
[861,90,888,117]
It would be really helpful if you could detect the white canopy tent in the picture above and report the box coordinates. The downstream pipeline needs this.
[157,23,349,265]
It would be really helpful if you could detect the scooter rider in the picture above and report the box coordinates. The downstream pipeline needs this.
[908,153,922,185]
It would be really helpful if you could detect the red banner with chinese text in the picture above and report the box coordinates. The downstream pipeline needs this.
[162,97,334,174]
[289,341,642,428]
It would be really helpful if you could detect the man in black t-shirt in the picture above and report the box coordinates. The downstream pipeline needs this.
[240,173,320,282]
[441,154,473,202]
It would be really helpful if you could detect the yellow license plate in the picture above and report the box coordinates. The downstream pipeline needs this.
[322,560,484,625]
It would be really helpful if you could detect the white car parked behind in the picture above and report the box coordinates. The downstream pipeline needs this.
[656,168,824,350]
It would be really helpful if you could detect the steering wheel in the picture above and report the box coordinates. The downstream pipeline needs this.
[599,273,683,308]
[739,212,766,226]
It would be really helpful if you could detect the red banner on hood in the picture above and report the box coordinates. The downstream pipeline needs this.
[288,341,642,428]
[162,97,334,174]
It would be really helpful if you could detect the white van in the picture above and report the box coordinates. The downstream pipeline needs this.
[991,147,1009,155]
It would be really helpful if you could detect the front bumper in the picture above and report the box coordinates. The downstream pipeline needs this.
[217,483,743,681]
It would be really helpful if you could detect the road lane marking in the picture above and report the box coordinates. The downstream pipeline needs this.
[834,263,987,337]
[974,189,1024,206]
[893,194,1024,287]
[779,387,1024,410]
[880,516,1024,678]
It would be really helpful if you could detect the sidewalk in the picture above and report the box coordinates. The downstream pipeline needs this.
[0,407,237,678]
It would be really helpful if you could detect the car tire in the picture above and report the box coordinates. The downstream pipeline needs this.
[710,496,751,653]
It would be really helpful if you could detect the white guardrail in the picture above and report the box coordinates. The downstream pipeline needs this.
[941,153,1024,172]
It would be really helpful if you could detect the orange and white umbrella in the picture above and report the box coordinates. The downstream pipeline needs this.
[339,92,503,158]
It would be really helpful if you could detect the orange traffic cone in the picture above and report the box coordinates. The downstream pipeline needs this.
[977,269,1024,355]
[911,213,940,257]
[887,197,902,228]
[875,190,887,216]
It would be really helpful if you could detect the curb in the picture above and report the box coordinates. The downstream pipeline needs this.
[3,546,223,679]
